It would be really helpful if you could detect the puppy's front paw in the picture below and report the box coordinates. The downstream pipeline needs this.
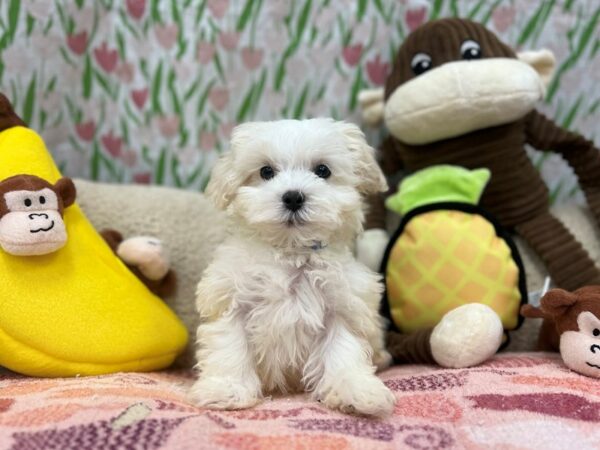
[373,349,393,372]
[430,303,503,368]
[318,375,395,418]
[189,377,261,410]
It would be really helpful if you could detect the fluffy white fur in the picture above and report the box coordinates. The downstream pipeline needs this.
[190,118,395,417]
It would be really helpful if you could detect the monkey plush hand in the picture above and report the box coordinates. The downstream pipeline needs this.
[522,287,600,378]
[101,229,177,298]
[0,175,76,256]
[359,18,600,357]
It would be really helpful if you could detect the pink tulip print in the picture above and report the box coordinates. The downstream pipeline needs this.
[342,44,362,67]
[493,6,516,33]
[75,121,95,142]
[219,122,236,140]
[116,62,135,83]
[241,47,264,70]
[218,31,240,51]
[66,31,88,55]
[133,172,152,184]
[0,1,592,196]
[366,55,390,86]
[131,88,149,110]
[156,115,180,138]
[197,42,216,64]
[405,6,427,32]
[154,24,179,50]
[94,42,119,73]
[200,131,217,151]
[126,0,146,20]
[209,87,229,111]
[101,132,123,158]
[121,150,138,167]
[207,0,229,19]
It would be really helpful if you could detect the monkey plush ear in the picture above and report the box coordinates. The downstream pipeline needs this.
[339,122,388,195]
[517,49,556,88]
[539,288,578,318]
[521,304,549,319]
[0,93,26,132]
[53,177,77,208]
[358,88,385,127]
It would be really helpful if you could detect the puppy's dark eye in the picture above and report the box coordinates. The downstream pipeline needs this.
[260,166,275,180]
[411,53,432,76]
[24,198,32,207]
[461,40,482,60]
[594,328,600,337]
[314,164,331,179]
[39,196,46,204]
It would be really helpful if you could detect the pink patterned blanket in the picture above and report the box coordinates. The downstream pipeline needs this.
[1,353,599,449]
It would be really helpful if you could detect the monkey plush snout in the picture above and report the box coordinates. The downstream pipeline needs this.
[0,209,67,256]
[384,58,545,146]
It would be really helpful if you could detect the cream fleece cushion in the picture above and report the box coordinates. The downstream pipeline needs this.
[75,179,228,367]
[76,179,600,363]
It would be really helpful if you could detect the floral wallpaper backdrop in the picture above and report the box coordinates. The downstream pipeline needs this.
[0,0,598,201]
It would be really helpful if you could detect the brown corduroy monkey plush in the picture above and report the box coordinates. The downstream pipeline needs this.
[357,18,600,366]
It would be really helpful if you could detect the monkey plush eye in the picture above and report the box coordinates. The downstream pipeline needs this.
[314,164,331,179]
[594,328,600,337]
[461,40,482,60]
[260,166,276,180]
[24,198,32,207]
[410,53,432,76]
[39,196,46,204]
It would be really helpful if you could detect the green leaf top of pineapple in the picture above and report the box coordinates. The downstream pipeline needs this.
[385,165,491,216]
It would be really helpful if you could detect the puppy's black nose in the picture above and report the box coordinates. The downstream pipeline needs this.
[282,190,305,212]
[591,344,600,354]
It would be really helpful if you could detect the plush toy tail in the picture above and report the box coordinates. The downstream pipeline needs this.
[0,93,26,131]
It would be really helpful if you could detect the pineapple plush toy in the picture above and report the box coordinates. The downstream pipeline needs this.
[381,165,527,367]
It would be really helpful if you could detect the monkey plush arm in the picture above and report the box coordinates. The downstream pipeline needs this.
[365,135,404,230]
[525,110,600,223]
[358,136,403,271]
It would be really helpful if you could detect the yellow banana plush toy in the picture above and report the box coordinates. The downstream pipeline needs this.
[0,94,187,377]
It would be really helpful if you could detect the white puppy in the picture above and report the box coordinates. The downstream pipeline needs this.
[190,118,395,417]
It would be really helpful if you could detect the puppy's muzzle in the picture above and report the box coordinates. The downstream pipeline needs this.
[282,190,305,212]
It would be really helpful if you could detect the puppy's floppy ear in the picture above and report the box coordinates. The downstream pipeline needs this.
[339,122,388,195]
[205,150,237,210]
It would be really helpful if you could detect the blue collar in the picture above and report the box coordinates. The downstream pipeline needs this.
[309,241,327,251]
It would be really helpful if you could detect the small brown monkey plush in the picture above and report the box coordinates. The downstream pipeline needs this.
[522,287,600,378]
[358,18,600,364]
